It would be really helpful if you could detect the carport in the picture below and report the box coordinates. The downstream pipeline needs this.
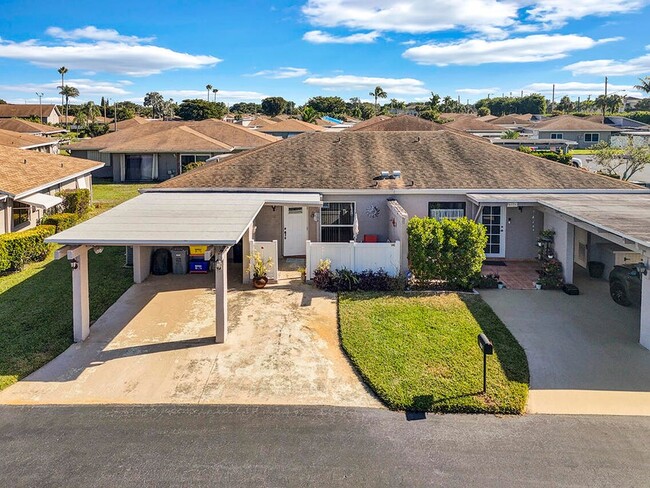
[46,191,322,344]
[469,192,650,350]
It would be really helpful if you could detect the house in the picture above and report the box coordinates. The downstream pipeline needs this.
[525,115,621,149]
[110,116,152,132]
[491,137,577,153]
[48,130,650,350]
[349,114,448,132]
[67,119,279,181]
[444,116,505,137]
[259,119,324,138]
[0,104,61,125]
[489,114,533,129]
[584,115,650,131]
[0,146,101,234]
[0,118,67,136]
[0,129,61,153]
[347,115,391,131]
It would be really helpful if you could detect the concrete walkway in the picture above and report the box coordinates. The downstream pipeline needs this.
[0,270,380,408]
[481,271,650,416]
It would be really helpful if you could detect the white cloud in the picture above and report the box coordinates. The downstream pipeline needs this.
[0,79,132,96]
[302,0,517,37]
[0,28,220,76]
[403,34,620,66]
[304,74,429,95]
[523,0,650,28]
[563,47,650,76]
[522,81,644,97]
[400,40,417,46]
[303,30,380,44]
[250,67,309,78]
[455,87,500,95]
[160,89,269,102]
[45,26,154,44]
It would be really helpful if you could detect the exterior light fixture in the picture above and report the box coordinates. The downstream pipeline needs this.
[93,247,104,254]
[69,258,79,270]
[635,262,648,276]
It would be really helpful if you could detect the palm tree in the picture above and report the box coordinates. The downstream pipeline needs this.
[58,85,79,129]
[501,129,520,139]
[634,76,650,94]
[212,88,219,102]
[369,86,387,114]
[57,66,68,114]
[206,84,213,101]
[301,106,318,124]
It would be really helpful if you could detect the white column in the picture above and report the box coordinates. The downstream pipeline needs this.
[242,225,253,284]
[133,245,152,284]
[215,247,229,343]
[544,212,574,284]
[640,270,650,350]
[68,246,90,342]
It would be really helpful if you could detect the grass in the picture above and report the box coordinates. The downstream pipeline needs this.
[89,178,156,217]
[339,292,529,414]
[0,247,133,390]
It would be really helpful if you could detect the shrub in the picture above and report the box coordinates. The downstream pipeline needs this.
[518,147,573,165]
[475,273,500,289]
[312,259,336,291]
[407,216,487,290]
[311,261,406,292]
[58,188,91,216]
[184,161,206,172]
[42,213,78,232]
[0,225,55,272]
[538,259,564,289]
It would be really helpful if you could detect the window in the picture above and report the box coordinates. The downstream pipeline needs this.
[584,133,599,143]
[12,202,30,228]
[124,154,155,181]
[320,202,355,242]
[180,154,210,172]
[550,133,563,140]
[428,202,466,220]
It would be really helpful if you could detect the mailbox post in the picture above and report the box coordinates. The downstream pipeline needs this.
[477,333,493,394]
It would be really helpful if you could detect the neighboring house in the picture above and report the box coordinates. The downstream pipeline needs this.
[349,114,448,132]
[0,129,61,153]
[489,115,533,129]
[245,117,277,129]
[584,115,650,131]
[526,115,621,149]
[491,137,577,153]
[259,119,325,138]
[110,116,152,132]
[0,104,61,125]
[67,118,279,181]
[444,116,505,137]
[347,115,391,131]
[0,118,67,136]
[0,146,101,234]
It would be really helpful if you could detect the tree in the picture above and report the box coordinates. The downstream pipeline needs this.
[369,86,387,113]
[0,99,6,104]
[212,88,219,103]
[78,101,100,128]
[58,85,79,129]
[306,96,347,116]
[501,129,520,139]
[144,92,165,119]
[230,102,261,114]
[57,66,68,112]
[419,109,440,122]
[593,139,650,181]
[301,106,319,124]
[177,99,227,120]
[556,96,574,113]
[206,84,213,101]
[634,76,650,94]
[428,92,441,110]
[477,106,490,116]
[261,96,287,116]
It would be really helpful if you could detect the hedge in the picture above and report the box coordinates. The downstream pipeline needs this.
[0,225,56,273]
[407,216,487,290]
[42,213,78,232]
[58,188,91,216]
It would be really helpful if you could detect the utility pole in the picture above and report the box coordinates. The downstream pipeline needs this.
[35,92,44,123]
[577,96,581,112]
[603,76,608,121]
[520,90,523,98]
[114,100,118,131]
[551,84,555,112]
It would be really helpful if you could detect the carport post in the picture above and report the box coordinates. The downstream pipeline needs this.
[215,246,230,343]
[67,245,90,342]
[640,269,650,350]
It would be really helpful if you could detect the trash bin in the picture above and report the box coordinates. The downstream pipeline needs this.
[588,261,605,279]
[151,248,172,275]
[171,247,189,274]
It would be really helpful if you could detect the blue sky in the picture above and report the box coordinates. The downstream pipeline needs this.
[0,0,649,106]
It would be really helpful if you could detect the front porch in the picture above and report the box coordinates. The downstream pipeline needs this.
[482,260,540,290]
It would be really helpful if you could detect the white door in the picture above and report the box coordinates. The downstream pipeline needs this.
[283,206,307,256]
[574,227,588,269]
[481,205,506,258]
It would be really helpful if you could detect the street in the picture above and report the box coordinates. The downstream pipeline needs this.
[1,405,648,487]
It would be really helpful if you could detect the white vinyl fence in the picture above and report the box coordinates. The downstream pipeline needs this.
[249,240,278,282]
[306,240,401,278]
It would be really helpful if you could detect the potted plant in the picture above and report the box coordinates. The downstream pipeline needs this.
[534,281,542,290]
[497,280,505,289]
[297,266,307,283]
[246,251,273,289]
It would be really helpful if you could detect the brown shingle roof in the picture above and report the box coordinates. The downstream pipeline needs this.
[99,126,233,153]
[246,117,277,128]
[0,129,58,149]
[0,146,102,197]
[445,117,504,131]
[156,131,640,192]
[187,119,279,146]
[349,114,446,132]
[533,114,618,132]
[489,115,532,125]
[260,119,324,133]
[0,118,66,135]
[0,104,59,119]
[347,115,391,131]
[110,116,152,131]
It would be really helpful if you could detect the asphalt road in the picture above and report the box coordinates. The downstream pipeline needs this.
[1,405,649,487]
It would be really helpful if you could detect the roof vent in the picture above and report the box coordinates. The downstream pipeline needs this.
[392,170,401,179]
[23,159,27,164]
[380,170,390,179]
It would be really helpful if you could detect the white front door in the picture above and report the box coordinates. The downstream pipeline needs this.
[574,227,588,269]
[283,206,307,256]
[481,205,506,258]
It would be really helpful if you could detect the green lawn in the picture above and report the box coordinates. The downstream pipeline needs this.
[339,292,529,413]
[0,247,133,390]
[90,178,156,216]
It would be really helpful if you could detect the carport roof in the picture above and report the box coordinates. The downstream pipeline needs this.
[46,192,322,246]
[468,193,650,252]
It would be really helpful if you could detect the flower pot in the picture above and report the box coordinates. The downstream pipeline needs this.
[252,276,269,289]
[497,282,505,289]
[535,282,542,290]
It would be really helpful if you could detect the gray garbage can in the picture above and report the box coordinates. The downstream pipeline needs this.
[171,247,189,274]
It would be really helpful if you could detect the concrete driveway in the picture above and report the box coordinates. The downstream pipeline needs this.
[0,271,380,408]
[481,270,650,415]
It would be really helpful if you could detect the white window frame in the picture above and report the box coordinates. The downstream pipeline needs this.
[428,202,466,220]
[584,133,599,143]
[320,201,356,242]
[550,133,563,140]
